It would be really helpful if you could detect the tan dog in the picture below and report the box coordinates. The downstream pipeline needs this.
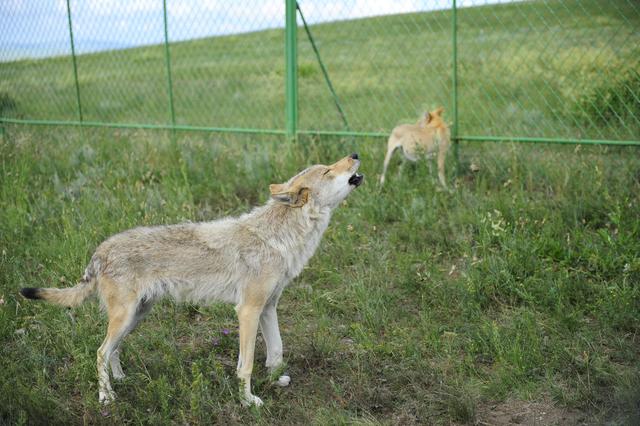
[20,154,364,407]
[380,107,451,188]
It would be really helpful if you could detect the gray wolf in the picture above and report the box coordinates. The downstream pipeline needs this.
[380,107,451,188]
[20,154,364,407]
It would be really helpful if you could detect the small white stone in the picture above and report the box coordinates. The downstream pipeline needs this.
[276,375,291,387]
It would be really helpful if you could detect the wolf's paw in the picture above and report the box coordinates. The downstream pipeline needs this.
[99,390,116,405]
[275,375,290,387]
[241,394,263,407]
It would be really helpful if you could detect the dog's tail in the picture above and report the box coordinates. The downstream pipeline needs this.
[20,257,100,308]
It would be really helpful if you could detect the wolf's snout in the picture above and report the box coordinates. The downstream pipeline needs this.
[350,153,359,160]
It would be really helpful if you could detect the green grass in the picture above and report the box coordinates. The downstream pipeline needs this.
[1,127,639,425]
[1,0,640,424]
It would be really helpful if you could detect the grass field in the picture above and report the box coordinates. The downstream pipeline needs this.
[1,128,639,425]
[1,0,640,425]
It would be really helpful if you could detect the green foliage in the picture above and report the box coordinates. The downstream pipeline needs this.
[0,92,17,116]
[573,69,640,129]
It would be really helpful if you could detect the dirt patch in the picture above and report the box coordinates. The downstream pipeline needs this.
[476,398,588,426]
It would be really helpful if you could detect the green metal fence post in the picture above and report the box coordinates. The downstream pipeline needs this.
[162,0,192,202]
[285,0,299,141]
[451,0,459,174]
[65,0,83,123]
[162,0,177,129]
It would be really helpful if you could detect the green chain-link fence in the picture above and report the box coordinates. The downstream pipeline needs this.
[1,0,639,146]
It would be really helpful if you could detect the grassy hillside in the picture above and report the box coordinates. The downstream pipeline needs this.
[1,0,640,424]
[0,0,639,140]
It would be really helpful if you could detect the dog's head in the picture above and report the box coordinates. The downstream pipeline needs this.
[269,154,363,209]
[424,106,446,127]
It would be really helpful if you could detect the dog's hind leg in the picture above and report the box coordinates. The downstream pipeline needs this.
[109,297,153,380]
[260,301,290,387]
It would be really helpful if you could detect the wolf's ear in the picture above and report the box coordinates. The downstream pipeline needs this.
[270,184,310,207]
[434,107,444,116]
[269,183,286,195]
[425,112,433,123]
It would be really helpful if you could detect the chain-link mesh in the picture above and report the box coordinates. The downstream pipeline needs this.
[0,2,78,121]
[296,0,640,142]
[456,0,640,142]
[168,3,285,130]
[296,1,453,135]
[71,2,169,125]
[0,0,286,130]
[1,1,638,143]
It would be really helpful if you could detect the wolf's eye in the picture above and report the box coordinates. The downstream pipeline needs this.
[322,169,331,176]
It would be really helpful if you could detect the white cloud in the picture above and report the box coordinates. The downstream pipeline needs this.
[84,0,159,15]
[2,0,521,60]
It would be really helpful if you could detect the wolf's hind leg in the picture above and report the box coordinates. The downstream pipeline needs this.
[109,298,153,380]
[109,348,125,380]
[96,279,140,404]
[98,310,136,403]
[380,140,399,185]
[427,156,434,176]
[437,140,449,189]
[260,302,290,386]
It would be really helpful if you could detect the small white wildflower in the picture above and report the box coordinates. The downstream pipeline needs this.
[448,264,457,275]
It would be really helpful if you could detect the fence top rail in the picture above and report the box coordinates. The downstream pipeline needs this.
[3,117,638,146]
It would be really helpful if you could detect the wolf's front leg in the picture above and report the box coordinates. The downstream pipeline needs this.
[260,303,290,387]
[236,303,264,406]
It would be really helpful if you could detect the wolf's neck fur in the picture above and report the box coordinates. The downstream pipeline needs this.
[239,199,333,280]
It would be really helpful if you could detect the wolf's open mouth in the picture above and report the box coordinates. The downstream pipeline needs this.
[349,173,364,187]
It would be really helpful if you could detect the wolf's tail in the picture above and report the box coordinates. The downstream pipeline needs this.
[20,257,100,308]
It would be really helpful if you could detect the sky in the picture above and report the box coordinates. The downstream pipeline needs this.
[0,0,512,61]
